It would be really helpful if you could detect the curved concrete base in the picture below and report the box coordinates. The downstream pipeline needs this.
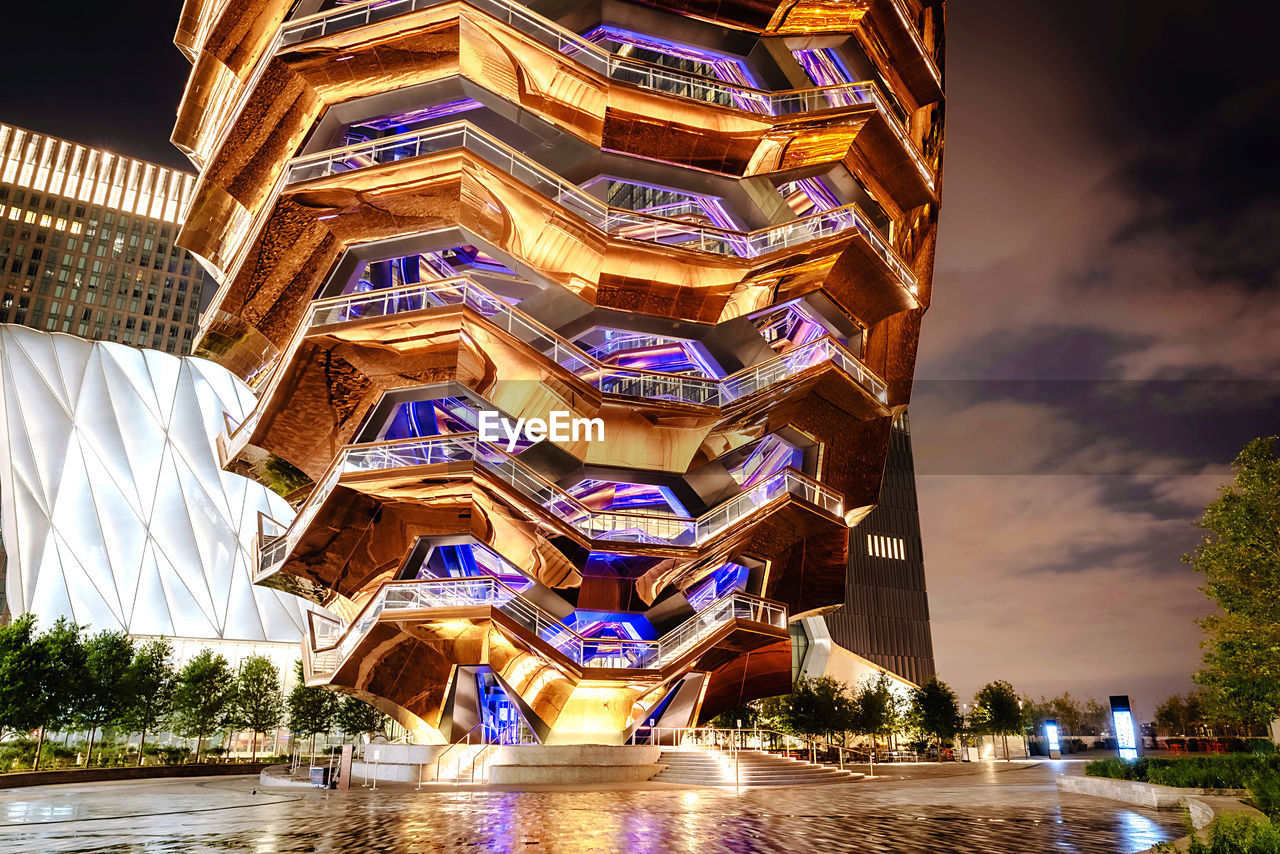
[1057,774,1263,853]
[488,745,662,786]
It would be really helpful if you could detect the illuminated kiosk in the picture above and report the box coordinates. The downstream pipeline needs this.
[1044,719,1061,760]
[0,326,310,665]
[1110,695,1141,761]
[172,0,946,765]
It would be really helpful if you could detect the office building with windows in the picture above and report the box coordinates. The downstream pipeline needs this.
[174,0,945,743]
[0,124,209,354]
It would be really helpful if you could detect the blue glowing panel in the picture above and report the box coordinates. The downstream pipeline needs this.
[567,479,689,515]
[686,562,751,610]
[1044,721,1061,753]
[564,611,656,641]
[477,668,529,744]
[412,542,532,590]
[382,397,490,443]
[1113,710,1139,761]
[728,436,803,487]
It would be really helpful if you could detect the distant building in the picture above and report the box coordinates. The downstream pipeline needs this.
[824,412,936,686]
[0,123,209,354]
[0,325,308,669]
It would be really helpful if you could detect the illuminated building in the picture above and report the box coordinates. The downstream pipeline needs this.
[0,124,210,354]
[174,0,945,743]
[0,325,310,668]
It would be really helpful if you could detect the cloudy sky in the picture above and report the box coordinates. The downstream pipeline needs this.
[4,0,1279,719]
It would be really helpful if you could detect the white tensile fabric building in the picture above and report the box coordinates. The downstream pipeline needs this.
[0,325,307,666]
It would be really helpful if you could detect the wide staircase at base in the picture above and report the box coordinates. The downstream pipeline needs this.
[651,749,862,787]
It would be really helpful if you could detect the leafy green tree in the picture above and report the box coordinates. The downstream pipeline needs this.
[286,662,339,762]
[854,673,902,755]
[909,677,961,757]
[784,677,857,743]
[1155,692,1207,736]
[173,649,235,761]
[0,615,48,743]
[335,696,388,742]
[1080,697,1109,736]
[32,618,87,769]
[973,680,1022,760]
[234,655,284,761]
[77,630,135,765]
[1187,437,1280,732]
[121,638,177,766]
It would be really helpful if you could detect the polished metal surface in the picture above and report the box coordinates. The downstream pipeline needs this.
[175,0,945,742]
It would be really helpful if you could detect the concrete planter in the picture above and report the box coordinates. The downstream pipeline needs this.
[1057,774,1263,853]
[0,763,269,789]
[1057,774,1246,808]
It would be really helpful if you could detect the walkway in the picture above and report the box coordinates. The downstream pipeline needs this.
[0,760,1183,852]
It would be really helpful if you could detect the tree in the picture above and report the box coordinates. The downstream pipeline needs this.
[121,638,177,766]
[0,615,48,744]
[1155,692,1207,736]
[173,649,235,761]
[335,696,388,742]
[973,680,1022,760]
[854,672,902,770]
[1187,437,1280,731]
[32,618,86,769]
[286,662,339,763]
[784,677,857,744]
[1080,697,1109,736]
[77,629,135,766]
[235,655,284,761]
[910,677,961,757]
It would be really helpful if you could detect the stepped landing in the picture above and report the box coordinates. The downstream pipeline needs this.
[652,749,862,787]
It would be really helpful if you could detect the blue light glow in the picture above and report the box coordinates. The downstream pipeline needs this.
[687,562,751,611]
[1113,710,1139,761]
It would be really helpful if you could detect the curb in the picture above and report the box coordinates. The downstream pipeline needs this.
[1056,774,1264,852]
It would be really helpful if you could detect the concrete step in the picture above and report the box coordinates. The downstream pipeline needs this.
[652,749,862,787]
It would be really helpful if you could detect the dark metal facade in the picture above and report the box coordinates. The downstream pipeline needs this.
[825,412,935,685]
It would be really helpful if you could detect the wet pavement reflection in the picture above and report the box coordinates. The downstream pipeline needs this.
[0,761,1183,853]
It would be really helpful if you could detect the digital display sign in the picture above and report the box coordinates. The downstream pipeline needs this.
[1110,695,1139,761]
[1044,721,1060,754]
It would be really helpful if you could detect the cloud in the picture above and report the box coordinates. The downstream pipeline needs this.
[919,468,1215,713]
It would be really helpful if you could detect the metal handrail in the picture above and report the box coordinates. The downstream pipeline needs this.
[279,0,933,178]
[219,274,886,467]
[418,722,484,787]
[286,121,919,287]
[258,432,842,571]
[308,575,785,677]
[191,0,933,319]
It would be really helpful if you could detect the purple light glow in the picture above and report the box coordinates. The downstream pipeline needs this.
[728,435,804,488]
[578,25,760,88]
[353,98,484,132]
[751,301,832,353]
[792,48,857,88]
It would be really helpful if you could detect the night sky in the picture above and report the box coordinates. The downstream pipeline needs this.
[3,1,1279,720]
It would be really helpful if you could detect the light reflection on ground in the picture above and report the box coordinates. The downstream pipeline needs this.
[0,761,1182,853]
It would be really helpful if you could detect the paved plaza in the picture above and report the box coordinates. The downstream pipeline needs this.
[0,760,1184,853]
